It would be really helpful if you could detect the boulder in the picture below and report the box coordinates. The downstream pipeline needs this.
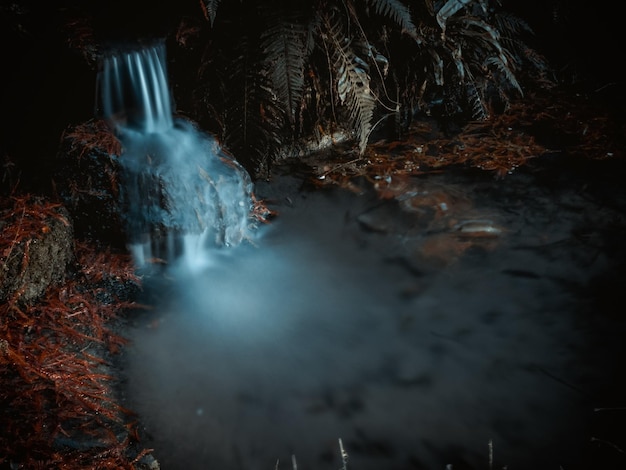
[0,197,74,305]
[53,119,126,249]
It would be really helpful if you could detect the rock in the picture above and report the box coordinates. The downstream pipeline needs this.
[53,119,127,249]
[0,197,74,305]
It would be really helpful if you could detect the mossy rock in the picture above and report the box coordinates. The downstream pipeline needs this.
[0,197,74,305]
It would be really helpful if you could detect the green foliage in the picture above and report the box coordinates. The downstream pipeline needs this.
[191,0,546,177]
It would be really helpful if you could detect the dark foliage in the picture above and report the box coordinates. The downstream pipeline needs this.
[179,0,548,177]
[2,0,549,180]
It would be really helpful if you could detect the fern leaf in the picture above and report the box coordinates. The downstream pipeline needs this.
[493,11,534,36]
[323,11,376,154]
[436,0,473,32]
[452,16,522,96]
[465,79,488,120]
[458,17,503,50]
[199,0,221,27]
[448,44,465,83]
[365,0,418,39]
[219,33,285,176]
[261,11,309,129]
[427,48,444,86]
[485,56,522,96]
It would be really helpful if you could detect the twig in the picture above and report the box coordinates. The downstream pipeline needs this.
[338,438,349,470]
[591,437,626,455]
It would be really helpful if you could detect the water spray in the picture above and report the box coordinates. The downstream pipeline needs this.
[96,40,254,271]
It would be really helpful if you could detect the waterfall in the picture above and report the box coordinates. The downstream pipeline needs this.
[97,41,254,271]
[97,41,173,134]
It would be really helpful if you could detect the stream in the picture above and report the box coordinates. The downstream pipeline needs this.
[120,155,626,470]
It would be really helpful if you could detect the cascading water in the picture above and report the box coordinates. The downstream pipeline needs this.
[96,40,254,271]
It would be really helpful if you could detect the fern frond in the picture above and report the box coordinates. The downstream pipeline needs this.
[427,48,444,86]
[436,0,474,32]
[493,11,534,36]
[421,0,436,17]
[485,55,522,96]
[455,16,504,54]
[261,10,310,129]
[365,0,418,39]
[214,30,285,176]
[457,16,523,95]
[465,79,488,120]
[445,43,465,83]
[322,11,376,153]
[199,0,221,27]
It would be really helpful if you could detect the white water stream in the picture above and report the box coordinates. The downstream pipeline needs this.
[97,41,254,270]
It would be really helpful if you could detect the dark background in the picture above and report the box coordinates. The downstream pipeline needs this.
[1,0,622,191]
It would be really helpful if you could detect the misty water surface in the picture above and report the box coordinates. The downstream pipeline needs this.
[121,163,626,470]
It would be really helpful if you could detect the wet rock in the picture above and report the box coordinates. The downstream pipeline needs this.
[0,197,73,305]
[357,199,425,234]
[53,119,127,249]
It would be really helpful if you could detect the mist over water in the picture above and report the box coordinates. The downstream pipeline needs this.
[96,35,624,470]
[121,170,624,470]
